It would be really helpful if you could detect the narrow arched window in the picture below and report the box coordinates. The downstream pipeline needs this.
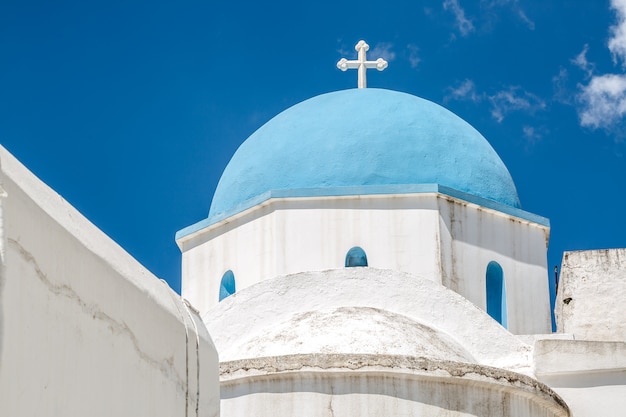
[219,270,236,301]
[345,246,368,267]
[486,261,508,328]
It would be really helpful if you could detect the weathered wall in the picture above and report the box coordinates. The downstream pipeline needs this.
[220,354,570,417]
[205,268,532,372]
[0,147,219,417]
[181,195,441,313]
[180,193,550,336]
[544,251,626,417]
[555,249,626,341]
[438,197,551,334]
[534,339,626,417]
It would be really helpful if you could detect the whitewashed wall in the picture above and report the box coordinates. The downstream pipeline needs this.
[0,147,219,417]
[219,355,570,417]
[438,198,551,334]
[555,249,626,341]
[534,339,626,417]
[537,249,626,417]
[205,269,532,369]
[180,194,550,334]
[181,195,442,314]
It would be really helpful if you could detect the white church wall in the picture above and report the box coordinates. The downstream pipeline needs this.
[555,249,626,341]
[0,147,219,417]
[181,194,442,315]
[181,202,277,312]
[272,195,441,282]
[181,193,551,336]
[438,197,551,334]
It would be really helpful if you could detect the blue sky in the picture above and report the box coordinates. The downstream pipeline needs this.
[2,0,625,302]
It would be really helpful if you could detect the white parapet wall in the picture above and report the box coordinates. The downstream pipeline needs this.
[556,249,626,341]
[220,354,571,417]
[0,146,220,417]
[533,249,626,417]
[533,339,626,417]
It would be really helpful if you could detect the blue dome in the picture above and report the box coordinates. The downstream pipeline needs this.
[209,89,520,220]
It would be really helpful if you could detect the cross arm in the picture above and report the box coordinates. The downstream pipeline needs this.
[363,58,388,71]
[337,58,361,71]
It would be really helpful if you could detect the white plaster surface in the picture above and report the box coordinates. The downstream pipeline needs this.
[205,268,533,372]
[437,198,551,335]
[0,146,219,417]
[533,339,626,417]
[219,354,570,417]
[534,339,626,377]
[181,193,550,334]
[532,328,626,417]
[547,385,626,417]
[556,249,626,341]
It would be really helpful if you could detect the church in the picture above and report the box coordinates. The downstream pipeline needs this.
[1,41,625,417]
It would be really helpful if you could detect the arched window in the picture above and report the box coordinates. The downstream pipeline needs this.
[345,246,368,267]
[486,261,508,328]
[219,270,236,301]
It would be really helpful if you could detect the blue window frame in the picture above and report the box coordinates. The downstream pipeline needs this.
[345,246,368,267]
[486,261,508,328]
[219,270,236,301]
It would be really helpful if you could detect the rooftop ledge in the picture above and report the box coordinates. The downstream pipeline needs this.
[175,184,549,245]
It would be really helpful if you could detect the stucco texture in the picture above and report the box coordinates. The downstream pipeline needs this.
[0,147,219,417]
[206,268,532,372]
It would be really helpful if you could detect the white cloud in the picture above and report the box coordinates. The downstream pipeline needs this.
[482,0,534,30]
[407,44,421,69]
[489,87,546,122]
[447,79,482,102]
[522,125,541,141]
[574,1,626,131]
[578,74,626,129]
[443,0,475,36]
[336,49,354,62]
[522,126,535,137]
[552,67,573,105]
[446,81,545,122]
[609,0,626,66]
[572,44,594,77]
[370,42,396,62]
[514,6,535,30]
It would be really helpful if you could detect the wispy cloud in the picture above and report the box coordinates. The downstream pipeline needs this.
[609,0,626,66]
[522,126,537,138]
[370,42,396,62]
[489,87,546,122]
[511,4,534,30]
[576,1,626,131]
[483,0,534,30]
[446,80,545,122]
[552,67,573,105]
[522,125,543,142]
[447,79,482,102]
[443,0,475,36]
[407,44,421,69]
[572,44,594,77]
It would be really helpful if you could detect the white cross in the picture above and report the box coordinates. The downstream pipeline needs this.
[337,40,388,88]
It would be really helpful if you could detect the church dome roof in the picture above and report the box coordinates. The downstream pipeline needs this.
[209,88,520,220]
